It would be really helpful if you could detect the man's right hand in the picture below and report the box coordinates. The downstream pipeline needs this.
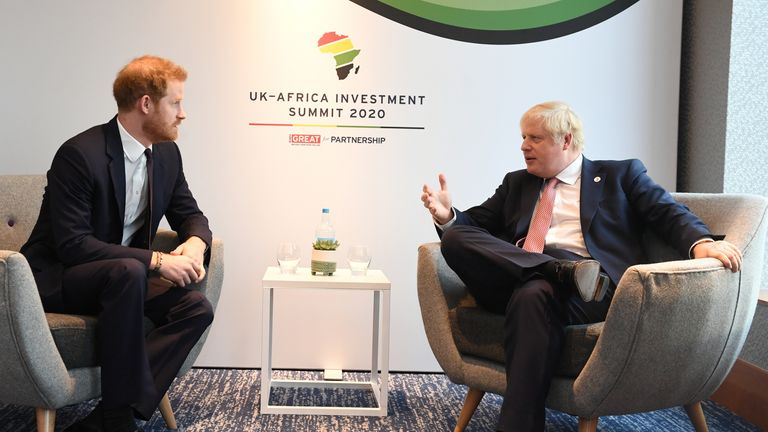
[421,173,454,225]
[156,252,204,287]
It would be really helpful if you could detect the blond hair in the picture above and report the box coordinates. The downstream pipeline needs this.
[521,101,585,151]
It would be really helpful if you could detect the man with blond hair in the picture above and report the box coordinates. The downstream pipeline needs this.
[421,101,742,431]
[22,55,213,432]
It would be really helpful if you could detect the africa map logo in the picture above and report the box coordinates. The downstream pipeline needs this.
[317,32,361,80]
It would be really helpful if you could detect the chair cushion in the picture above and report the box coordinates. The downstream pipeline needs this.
[46,313,157,369]
[46,313,99,369]
[449,306,603,377]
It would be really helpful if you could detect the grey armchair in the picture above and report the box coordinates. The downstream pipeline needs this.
[417,193,768,432]
[0,175,224,431]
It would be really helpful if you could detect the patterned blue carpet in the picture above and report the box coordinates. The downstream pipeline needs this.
[0,369,760,431]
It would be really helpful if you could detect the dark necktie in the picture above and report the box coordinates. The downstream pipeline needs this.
[144,148,154,248]
[522,177,559,253]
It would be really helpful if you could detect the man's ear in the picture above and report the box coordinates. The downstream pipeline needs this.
[138,95,152,114]
[562,133,573,150]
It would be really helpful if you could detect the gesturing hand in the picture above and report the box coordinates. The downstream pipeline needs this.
[421,173,454,225]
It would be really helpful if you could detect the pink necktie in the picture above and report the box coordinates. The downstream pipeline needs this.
[523,177,559,253]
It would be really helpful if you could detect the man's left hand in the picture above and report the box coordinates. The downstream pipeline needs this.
[170,236,208,281]
[693,240,743,272]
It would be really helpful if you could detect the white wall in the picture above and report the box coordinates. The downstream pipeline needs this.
[0,0,682,371]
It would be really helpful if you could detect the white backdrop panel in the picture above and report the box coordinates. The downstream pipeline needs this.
[0,0,682,371]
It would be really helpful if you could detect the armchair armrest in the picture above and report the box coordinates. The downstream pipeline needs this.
[417,242,473,383]
[563,258,751,417]
[0,250,78,408]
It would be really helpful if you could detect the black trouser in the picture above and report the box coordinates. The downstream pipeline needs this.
[47,258,214,420]
[440,225,612,432]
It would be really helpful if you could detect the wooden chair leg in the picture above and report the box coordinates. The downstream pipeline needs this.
[159,392,178,430]
[578,416,599,432]
[454,388,485,432]
[684,402,709,432]
[35,407,55,432]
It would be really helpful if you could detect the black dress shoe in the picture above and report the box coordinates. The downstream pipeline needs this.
[547,259,609,302]
[64,402,103,432]
[102,406,140,432]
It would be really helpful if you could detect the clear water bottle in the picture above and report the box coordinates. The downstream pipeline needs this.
[315,208,336,242]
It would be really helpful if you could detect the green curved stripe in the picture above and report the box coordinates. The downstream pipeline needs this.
[422,0,559,12]
[378,0,614,31]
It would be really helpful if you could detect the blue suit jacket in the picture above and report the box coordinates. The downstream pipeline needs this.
[21,116,212,305]
[453,157,712,283]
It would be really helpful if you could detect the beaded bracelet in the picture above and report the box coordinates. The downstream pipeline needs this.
[153,251,164,272]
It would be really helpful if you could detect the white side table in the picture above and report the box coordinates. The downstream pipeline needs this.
[260,266,391,416]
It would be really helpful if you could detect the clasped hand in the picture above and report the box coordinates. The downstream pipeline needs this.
[157,236,207,287]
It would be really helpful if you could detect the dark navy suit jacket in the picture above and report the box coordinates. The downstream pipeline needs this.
[452,157,712,284]
[21,116,212,306]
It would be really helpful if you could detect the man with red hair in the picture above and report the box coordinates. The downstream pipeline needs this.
[22,55,214,432]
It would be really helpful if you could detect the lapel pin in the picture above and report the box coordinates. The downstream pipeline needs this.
[594,176,601,183]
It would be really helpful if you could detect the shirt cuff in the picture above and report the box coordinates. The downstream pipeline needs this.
[689,237,714,258]
[434,208,457,231]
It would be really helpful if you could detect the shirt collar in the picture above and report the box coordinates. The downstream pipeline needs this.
[117,117,152,162]
[555,154,583,185]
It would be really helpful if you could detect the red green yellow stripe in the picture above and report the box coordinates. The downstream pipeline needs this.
[249,122,424,130]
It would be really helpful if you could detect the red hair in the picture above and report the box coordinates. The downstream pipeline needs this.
[113,55,187,112]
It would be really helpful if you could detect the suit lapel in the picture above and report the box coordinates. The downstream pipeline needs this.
[105,116,126,222]
[151,147,164,229]
[580,157,604,235]
[517,174,543,239]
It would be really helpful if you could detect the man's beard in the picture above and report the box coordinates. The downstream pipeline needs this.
[143,115,179,143]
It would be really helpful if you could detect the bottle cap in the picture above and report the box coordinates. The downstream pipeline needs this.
[322,208,330,213]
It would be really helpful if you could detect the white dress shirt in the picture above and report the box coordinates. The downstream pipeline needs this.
[117,119,152,246]
[541,155,588,257]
